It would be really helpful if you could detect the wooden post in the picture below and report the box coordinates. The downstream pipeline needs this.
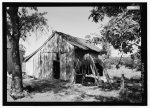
[119,74,125,94]
[81,65,86,85]
[81,66,84,85]
[104,69,111,83]
[72,68,76,84]
[89,55,100,86]
[74,59,80,84]
[90,65,98,86]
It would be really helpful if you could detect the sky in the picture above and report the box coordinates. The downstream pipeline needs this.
[38,7,103,38]
[21,7,130,57]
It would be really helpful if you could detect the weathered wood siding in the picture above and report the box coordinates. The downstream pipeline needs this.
[25,33,75,81]
[25,57,34,76]
[60,53,67,80]
[59,35,75,81]
[30,34,58,80]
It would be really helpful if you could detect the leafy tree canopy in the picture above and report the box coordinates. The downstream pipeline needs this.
[7,7,49,41]
[89,4,141,54]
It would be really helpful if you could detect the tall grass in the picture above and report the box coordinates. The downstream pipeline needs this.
[104,57,141,70]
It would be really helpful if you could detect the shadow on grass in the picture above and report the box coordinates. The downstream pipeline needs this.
[22,76,143,103]
[100,76,143,103]
[23,79,70,94]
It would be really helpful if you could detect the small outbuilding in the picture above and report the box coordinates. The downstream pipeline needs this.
[24,31,107,84]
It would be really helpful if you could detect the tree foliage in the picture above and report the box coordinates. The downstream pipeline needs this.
[89,6,126,22]
[89,5,141,54]
[7,7,48,40]
[85,34,111,58]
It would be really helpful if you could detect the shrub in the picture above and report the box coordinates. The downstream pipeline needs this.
[124,62,134,69]
[135,59,142,71]
[103,57,141,70]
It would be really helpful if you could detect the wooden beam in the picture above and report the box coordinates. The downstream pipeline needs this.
[119,74,125,95]
[89,55,101,86]
[90,65,98,86]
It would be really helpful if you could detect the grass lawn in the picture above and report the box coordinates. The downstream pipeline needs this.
[7,66,143,103]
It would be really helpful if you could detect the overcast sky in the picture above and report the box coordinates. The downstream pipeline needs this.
[21,7,130,57]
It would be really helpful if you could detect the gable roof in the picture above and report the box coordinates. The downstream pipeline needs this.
[24,31,102,62]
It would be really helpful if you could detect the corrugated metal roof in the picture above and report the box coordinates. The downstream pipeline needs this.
[24,31,102,62]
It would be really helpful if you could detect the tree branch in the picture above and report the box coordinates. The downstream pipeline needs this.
[127,42,140,47]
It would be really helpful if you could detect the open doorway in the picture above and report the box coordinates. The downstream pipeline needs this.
[53,60,60,79]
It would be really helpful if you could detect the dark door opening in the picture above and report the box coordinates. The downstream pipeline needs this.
[95,63,103,76]
[53,60,60,79]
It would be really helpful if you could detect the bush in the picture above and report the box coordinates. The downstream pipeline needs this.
[104,57,120,69]
[122,57,134,69]
[103,56,141,70]
[124,62,134,69]
[135,60,142,71]
[105,63,112,69]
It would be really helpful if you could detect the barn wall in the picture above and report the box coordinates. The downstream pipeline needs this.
[25,33,75,81]
[27,34,59,79]
[25,58,34,76]
[60,53,67,80]
[59,35,75,81]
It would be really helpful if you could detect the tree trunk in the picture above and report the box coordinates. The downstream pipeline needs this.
[116,52,123,69]
[7,7,24,99]
[10,39,24,99]
[119,74,125,94]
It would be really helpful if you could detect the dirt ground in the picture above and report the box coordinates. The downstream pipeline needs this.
[7,66,142,102]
